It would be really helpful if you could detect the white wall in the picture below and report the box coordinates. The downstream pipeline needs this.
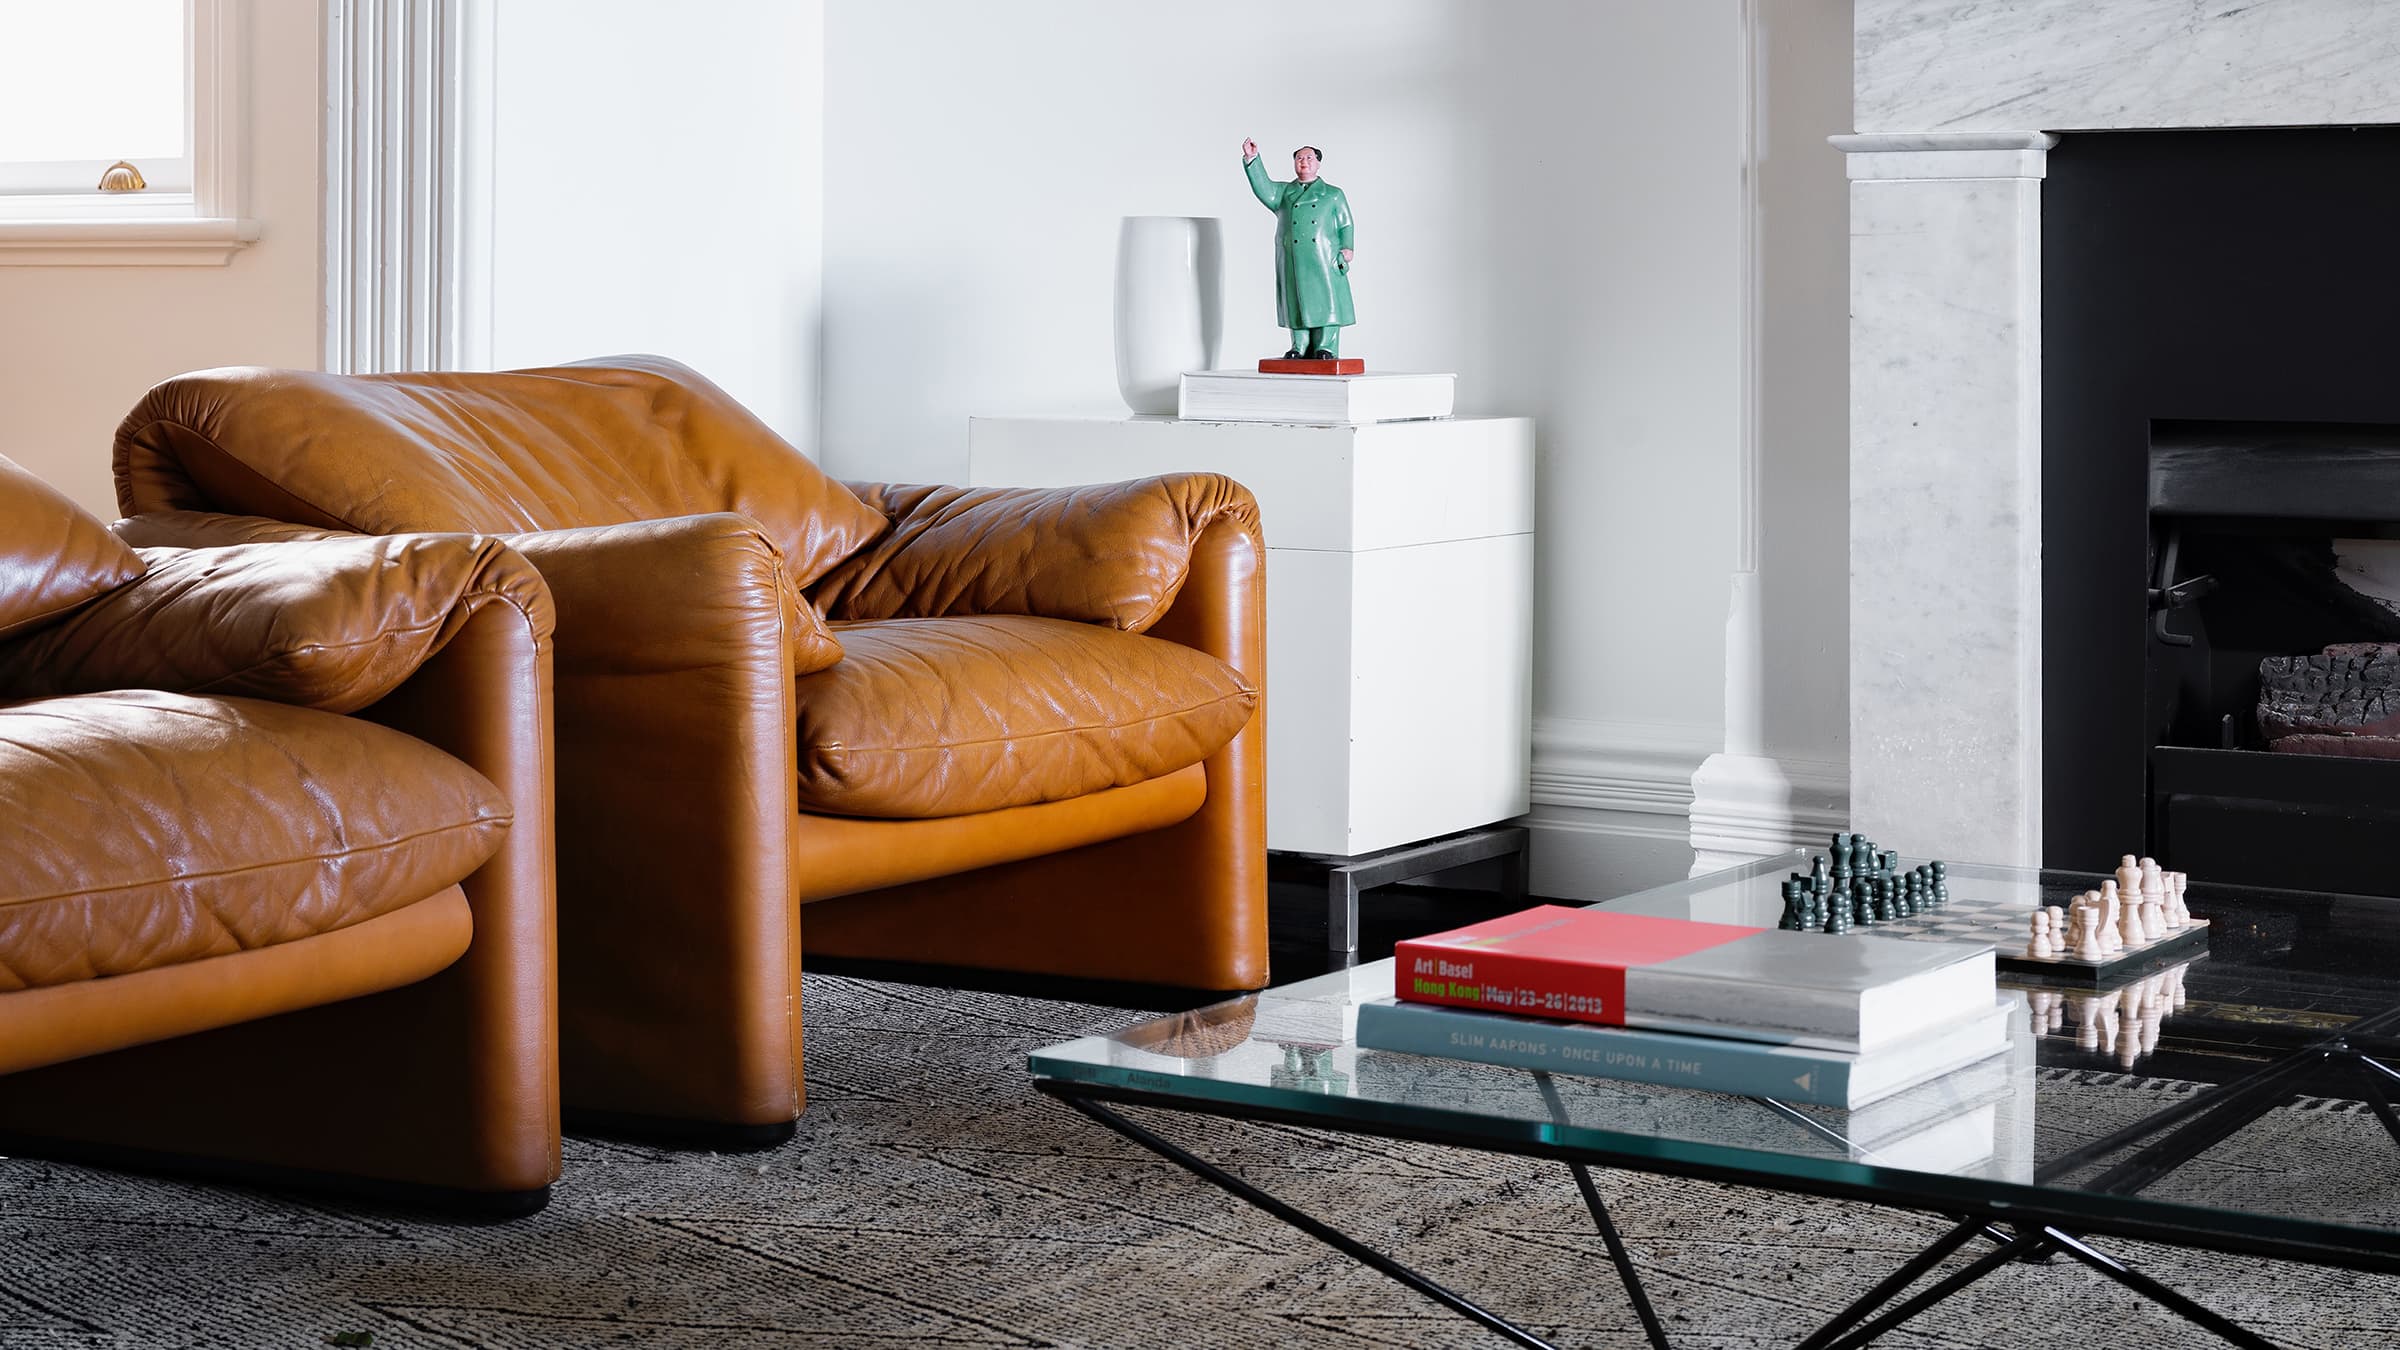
[825,0,1750,896]
[0,3,321,518]
[485,0,823,446]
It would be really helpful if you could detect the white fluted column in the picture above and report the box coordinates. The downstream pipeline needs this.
[1837,131,2054,865]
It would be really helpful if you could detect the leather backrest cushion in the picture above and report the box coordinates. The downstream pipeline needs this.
[0,454,145,640]
[113,355,889,589]
[0,534,546,714]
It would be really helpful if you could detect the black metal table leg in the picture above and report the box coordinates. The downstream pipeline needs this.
[1530,1072,1669,1348]
[1562,1162,1668,1349]
[1789,1216,1990,1350]
[2348,1058,2400,1151]
[2042,1227,2284,1350]
[1049,1091,1569,1349]
[1814,1228,2048,1350]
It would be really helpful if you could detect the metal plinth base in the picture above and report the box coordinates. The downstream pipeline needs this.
[1282,824,1531,953]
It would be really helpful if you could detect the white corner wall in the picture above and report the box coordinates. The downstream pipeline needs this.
[485,0,824,448]
[824,0,1749,897]
[0,4,322,518]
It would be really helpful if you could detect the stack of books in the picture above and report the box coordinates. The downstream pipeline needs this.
[1358,905,2006,1112]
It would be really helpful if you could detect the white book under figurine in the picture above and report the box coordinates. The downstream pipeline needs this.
[1177,369,1456,425]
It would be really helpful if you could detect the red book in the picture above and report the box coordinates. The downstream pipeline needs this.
[1396,905,1764,1027]
[1393,903,1998,1052]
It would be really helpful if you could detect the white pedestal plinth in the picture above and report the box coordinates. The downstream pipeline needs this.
[968,414,1536,859]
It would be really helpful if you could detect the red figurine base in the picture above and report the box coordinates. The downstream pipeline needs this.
[1258,357,1365,375]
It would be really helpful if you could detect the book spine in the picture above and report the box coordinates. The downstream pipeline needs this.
[1357,1001,1855,1106]
[1392,937,1628,1026]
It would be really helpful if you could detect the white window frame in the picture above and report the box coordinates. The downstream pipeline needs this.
[0,0,258,265]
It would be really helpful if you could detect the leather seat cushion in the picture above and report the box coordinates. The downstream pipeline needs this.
[794,615,1256,819]
[0,690,513,992]
[0,452,145,640]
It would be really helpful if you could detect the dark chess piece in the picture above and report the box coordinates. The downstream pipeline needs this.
[1931,860,1950,904]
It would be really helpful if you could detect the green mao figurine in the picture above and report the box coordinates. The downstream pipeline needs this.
[1242,138,1354,359]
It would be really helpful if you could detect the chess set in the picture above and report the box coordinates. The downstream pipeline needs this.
[1775,835,2210,984]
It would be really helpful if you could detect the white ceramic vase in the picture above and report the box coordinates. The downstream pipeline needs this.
[1113,216,1223,415]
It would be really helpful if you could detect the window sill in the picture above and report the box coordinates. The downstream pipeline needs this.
[0,216,261,266]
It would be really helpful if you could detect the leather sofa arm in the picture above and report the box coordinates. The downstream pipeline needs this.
[505,513,841,676]
[0,529,554,714]
[498,512,811,1125]
[810,473,1262,633]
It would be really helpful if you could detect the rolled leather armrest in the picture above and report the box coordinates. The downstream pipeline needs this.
[0,530,549,713]
[501,513,811,1127]
[506,513,840,676]
[810,472,1262,632]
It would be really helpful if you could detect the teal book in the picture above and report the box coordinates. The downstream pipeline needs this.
[1356,995,2012,1109]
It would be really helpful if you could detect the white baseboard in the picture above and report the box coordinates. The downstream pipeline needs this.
[1524,718,1718,899]
[1687,750,1850,877]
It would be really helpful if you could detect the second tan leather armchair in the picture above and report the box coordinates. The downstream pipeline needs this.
[112,356,1267,1140]
[0,454,561,1207]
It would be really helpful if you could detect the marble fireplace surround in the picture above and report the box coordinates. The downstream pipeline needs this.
[1842,0,2400,864]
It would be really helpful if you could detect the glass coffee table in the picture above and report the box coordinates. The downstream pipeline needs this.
[1029,854,2400,1349]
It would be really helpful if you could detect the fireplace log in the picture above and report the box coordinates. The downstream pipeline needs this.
[2259,642,2400,754]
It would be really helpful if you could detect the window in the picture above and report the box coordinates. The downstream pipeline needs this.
[0,0,254,264]
[0,0,189,196]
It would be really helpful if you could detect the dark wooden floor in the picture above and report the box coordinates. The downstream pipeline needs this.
[809,862,1536,1015]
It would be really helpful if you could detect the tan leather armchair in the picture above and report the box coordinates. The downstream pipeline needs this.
[111,356,1266,1140]
[0,454,560,1209]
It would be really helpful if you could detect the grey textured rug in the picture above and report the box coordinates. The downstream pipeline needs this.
[2,974,2395,1349]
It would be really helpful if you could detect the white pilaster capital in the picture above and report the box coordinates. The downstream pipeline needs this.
[1831,131,2060,182]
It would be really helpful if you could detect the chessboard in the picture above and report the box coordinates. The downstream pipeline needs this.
[1776,834,2210,986]
[1869,880,2209,984]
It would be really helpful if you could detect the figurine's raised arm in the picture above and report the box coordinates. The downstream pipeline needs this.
[1242,146,1283,211]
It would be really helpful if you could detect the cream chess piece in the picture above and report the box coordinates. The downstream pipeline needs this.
[2074,893,2108,962]
[2116,854,2145,912]
[2028,909,2058,959]
[2138,856,2167,939]
[2106,880,2139,951]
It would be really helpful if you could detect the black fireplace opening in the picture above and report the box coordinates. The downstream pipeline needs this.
[2045,127,2400,895]
[2143,421,2400,893]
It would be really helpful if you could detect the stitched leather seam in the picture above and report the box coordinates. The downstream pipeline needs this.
[819,689,1256,756]
[0,810,514,911]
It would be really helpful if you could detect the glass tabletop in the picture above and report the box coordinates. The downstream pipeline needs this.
[1029,852,2400,1267]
